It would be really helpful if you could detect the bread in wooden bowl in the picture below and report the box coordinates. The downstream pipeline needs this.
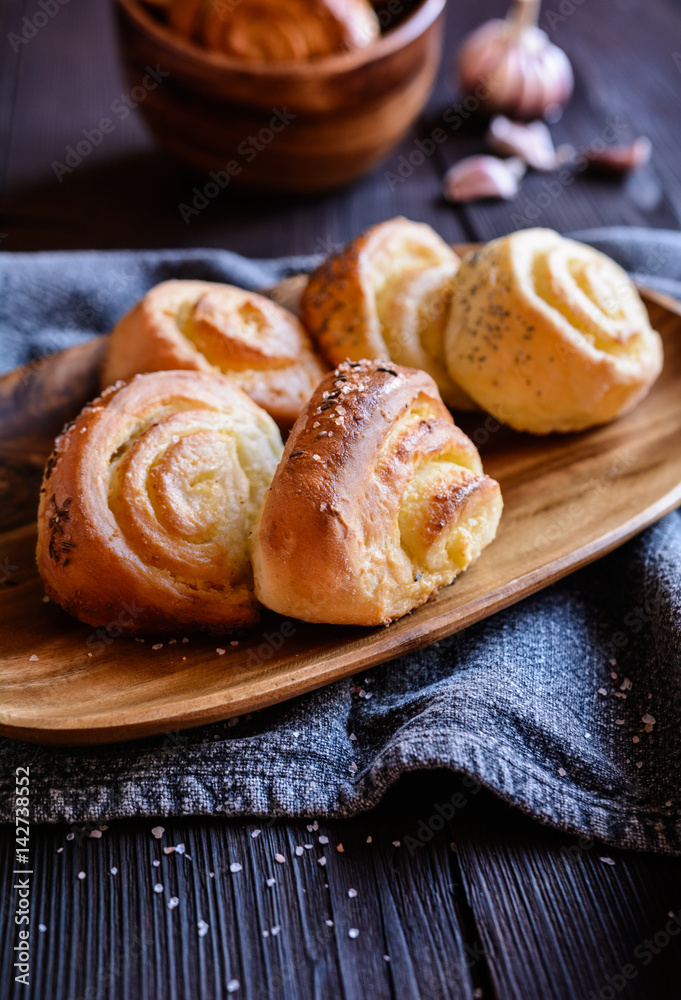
[166,0,380,60]
[301,217,475,411]
[445,228,664,434]
[101,280,327,431]
[36,370,283,634]
[250,359,503,625]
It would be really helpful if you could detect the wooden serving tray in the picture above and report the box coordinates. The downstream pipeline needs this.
[1,289,680,746]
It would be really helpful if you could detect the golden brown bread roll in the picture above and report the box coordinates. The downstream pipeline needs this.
[445,228,664,434]
[250,359,503,625]
[301,217,475,411]
[37,370,283,634]
[101,280,327,431]
[167,0,380,61]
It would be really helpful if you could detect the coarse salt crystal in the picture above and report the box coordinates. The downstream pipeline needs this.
[348,928,360,939]
[56,847,63,854]
[271,925,281,936]
[558,768,566,777]
[151,826,164,839]
[304,844,313,850]
[163,847,175,855]
[295,846,304,856]
[275,853,286,864]
[154,883,163,894]
[90,830,102,839]
[216,648,226,656]
[636,761,643,768]
[168,897,179,909]
[266,877,276,887]
[642,713,656,725]
[599,857,616,865]
[615,719,625,725]
[175,843,186,854]
[152,860,160,867]
[110,867,118,875]
[610,671,618,680]
[39,924,47,932]
[198,920,209,937]
[66,832,75,841]
[348,888,357,898]
[318,856,327,866]
[251,829,261,838]
[168,639,177,645]
[29,655,39,662]
[77,871,86,880]
[318,835,329,844]
[227,980,240,993]
[325,919,334,927]
[152,644,163,651]
[230,862,242,873]
[366,836,372,844]
[620,678,632,691]
[230,641,239,646]
[598,688,607,696]
[392,841,401,848]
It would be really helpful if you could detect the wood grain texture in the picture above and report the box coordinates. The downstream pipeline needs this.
[115,0,446,192]
[1,291,679,745]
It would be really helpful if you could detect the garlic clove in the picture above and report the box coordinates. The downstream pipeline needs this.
[443,155,526,203]
[584,137,652,177]
[486,116,575,172]
[456,0,574,121]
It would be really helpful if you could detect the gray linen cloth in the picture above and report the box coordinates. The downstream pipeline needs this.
[0,227,679,853]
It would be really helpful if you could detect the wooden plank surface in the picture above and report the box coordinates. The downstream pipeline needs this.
[2,0,681,997]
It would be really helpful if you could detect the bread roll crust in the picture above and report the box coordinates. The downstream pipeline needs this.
[301,217,475,410]
[102,280,327,430]
[445,228,664,434]
[37,370,283,633]
[251,359,502,625]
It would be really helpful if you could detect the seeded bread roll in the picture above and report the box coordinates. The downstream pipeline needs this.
[37,370,283,634]
[444,228,663,434]
[301,217,476,410]
[102,280,327,431]
[250,359,502,626]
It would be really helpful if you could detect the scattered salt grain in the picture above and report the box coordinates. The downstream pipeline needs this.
[163,847,175,855]
[168,639,176,645]
[151,826,165,839]
[366,836,372,844]
[168,897,179,909]
[349,762,358,773]
[266,878,276,887]
[152,860,160,867]
[610,671,618,680]
[384,955,391,962]
[609,659,617,666]
[230,641,239,647]
[295,846,304,857]
[665,800,672,807]
[182,637,189,643]
[227,980,240,993]
[251,829,261,839]
[348,928,360,939]
[110,867,118,875]
[271,925,281,936]
[154,883,164,894]
[620,678,632,691]
[392,841,401,848]
[77,871,86,880]
[348,888,357,898]
[597,688,608,696]
[42,596,50,603]
[66,832,75,841]
[216,648,226,656]
[349,733,357,741]
[29,655,39,662]
[318,835,329,844]
[56,847,63,854]
[599,857,616,866]
[38,924,47,932]
[152,644,163,651]
[325,919,334,927]
[175,843,186,855]
[90,830,102,839]
[262,930,269,938]
[275,853,286,864]
[318,856,327,866]
[230,862,242,873]
[304,843,313,850]
[615,719,625,725]
[642,713,656,725]
[198,920,209,937]
[558,768,566,777]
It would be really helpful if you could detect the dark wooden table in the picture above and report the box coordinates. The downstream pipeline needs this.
[2,1,681,997]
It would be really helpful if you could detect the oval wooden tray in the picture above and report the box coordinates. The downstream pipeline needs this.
[1,288,680,745]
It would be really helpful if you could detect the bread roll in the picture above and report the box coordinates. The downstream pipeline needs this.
[445,228,663,434]
[250,359,502,626]
[167,0,380,61]
[37,370,283,634]
[301,217,475,410]
[102,280,327,430]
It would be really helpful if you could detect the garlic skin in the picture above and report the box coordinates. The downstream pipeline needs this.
[486,116,574,171]
[457,0,574,122]
[443,155,526,203]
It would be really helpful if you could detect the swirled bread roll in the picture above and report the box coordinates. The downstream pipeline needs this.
[250,359,502,626]
[167,0,380,61]
[445,229,663,434]
[301,217,475,411]
[36,371,283,633]
[102,280,327,430]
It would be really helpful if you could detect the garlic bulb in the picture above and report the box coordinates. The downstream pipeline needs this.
[457,0,574,121]
[443,155,526,203]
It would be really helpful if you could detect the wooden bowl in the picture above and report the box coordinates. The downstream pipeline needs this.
[115,0,447,194]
